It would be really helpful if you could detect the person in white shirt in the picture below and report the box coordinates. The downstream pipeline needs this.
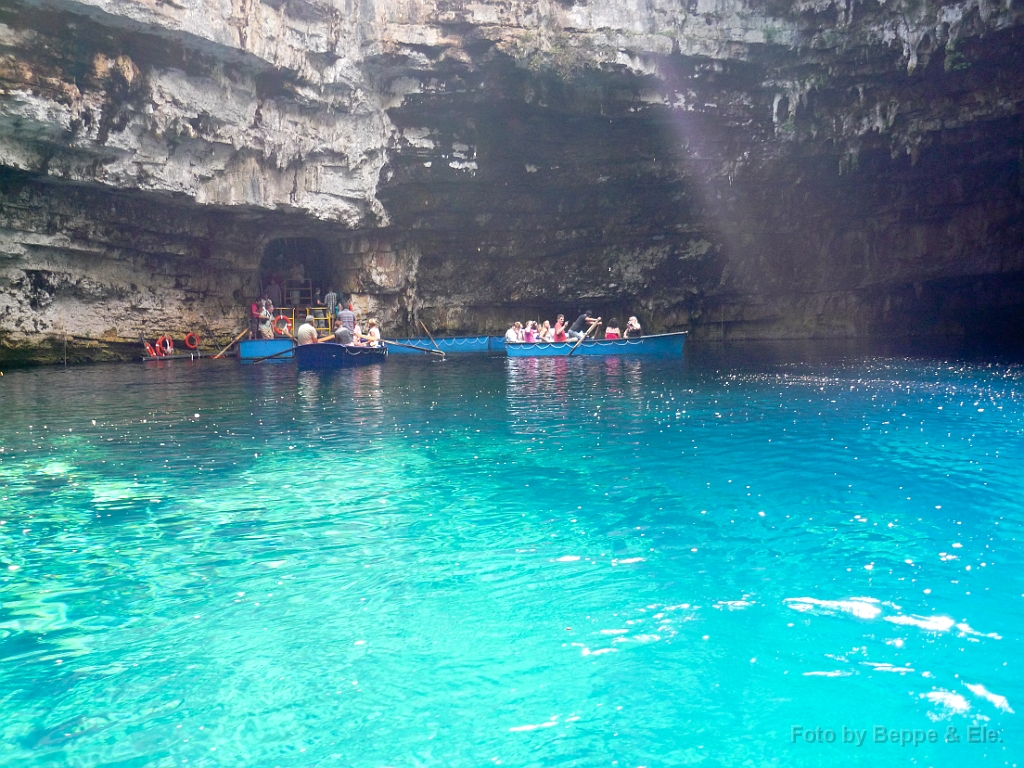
[295,315,319,345]
[365,319,381,347]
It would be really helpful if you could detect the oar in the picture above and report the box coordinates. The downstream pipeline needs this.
[213,328,249,359]
[384,338,445,357]
[567,318,601,357]
[252,346,296,364]
[419,321,445,356]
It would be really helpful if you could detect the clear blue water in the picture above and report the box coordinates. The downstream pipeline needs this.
[1,348,1022,767]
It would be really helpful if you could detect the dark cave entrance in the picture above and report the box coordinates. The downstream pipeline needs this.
[260,237,333,308]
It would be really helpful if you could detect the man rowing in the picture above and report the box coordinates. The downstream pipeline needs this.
[333,317,353,344]
[567,311,601,340]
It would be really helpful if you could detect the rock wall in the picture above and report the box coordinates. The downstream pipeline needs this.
[1,0,1023,361]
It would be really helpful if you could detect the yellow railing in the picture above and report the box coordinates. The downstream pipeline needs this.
[277,307,332,334]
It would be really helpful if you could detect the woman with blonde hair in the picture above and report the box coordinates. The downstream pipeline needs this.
[539,319,554,342]
[366,318,381,347]
[624,316,643,338]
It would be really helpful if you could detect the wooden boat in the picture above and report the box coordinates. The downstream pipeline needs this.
[294,342,387,369]
[239,338,295,362]
[385,335,492,355]
[504,332,686,358]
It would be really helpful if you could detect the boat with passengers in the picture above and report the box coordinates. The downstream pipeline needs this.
[505,331,686,357]
[295,341,387,369]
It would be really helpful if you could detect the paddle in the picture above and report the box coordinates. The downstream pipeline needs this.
[213,328,249,359]
[252,347,296,364]
[384,339,445,357]
[419,321,445,356]
[567,318,601,357]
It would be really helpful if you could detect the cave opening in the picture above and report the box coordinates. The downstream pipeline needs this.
[259,237,333,308]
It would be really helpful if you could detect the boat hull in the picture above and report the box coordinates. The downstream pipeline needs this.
[384,336,509,355]
[295,342,387,369]
[239,338,295,362]
[505,332,686,358]
[385,336,492,355]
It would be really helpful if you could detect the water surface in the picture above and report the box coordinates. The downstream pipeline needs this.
[1,348,1021,766]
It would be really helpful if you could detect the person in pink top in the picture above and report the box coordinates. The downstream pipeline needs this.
[523,321,538,343]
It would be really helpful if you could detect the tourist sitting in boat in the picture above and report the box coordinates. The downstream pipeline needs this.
[333,317,353,345]
[625,316,643,338]
[553,315,568,342]
[567,312,600,340]
[504,322,524,343]
[539,320,554,342]
[523,321,538,343]
[604,319,621,339]
[295,315,319,345]
[366,319,381,347]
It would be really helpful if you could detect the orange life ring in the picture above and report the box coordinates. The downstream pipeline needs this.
[145,342,157,357]
[156,335,174,355]
[273,315,292,336]
[184,332,199,349]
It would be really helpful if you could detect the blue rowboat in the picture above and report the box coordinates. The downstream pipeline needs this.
[239,338,295,362]
[385,336,492,355]
[295,342,387,369]
[504,332,686,358]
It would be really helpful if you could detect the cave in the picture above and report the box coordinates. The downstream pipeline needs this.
[260,237,334,308]
[1,0,1023,362]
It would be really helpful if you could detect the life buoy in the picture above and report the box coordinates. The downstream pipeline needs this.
[184,332,199,349]
[156,335,174,356]
[145,342,157,357]
[273,315,292,336]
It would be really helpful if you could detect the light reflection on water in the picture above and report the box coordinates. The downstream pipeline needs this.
[0,349,1022,766]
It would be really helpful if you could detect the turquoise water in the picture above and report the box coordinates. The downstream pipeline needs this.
[1,349,1022,767]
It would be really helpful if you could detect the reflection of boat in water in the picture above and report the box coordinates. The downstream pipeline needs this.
[505,332,686,358]
[238,338,296,362]
[384,336,505,355]
[294,342,387,369]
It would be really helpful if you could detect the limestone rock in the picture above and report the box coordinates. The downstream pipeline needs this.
[1,0,1023,360]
